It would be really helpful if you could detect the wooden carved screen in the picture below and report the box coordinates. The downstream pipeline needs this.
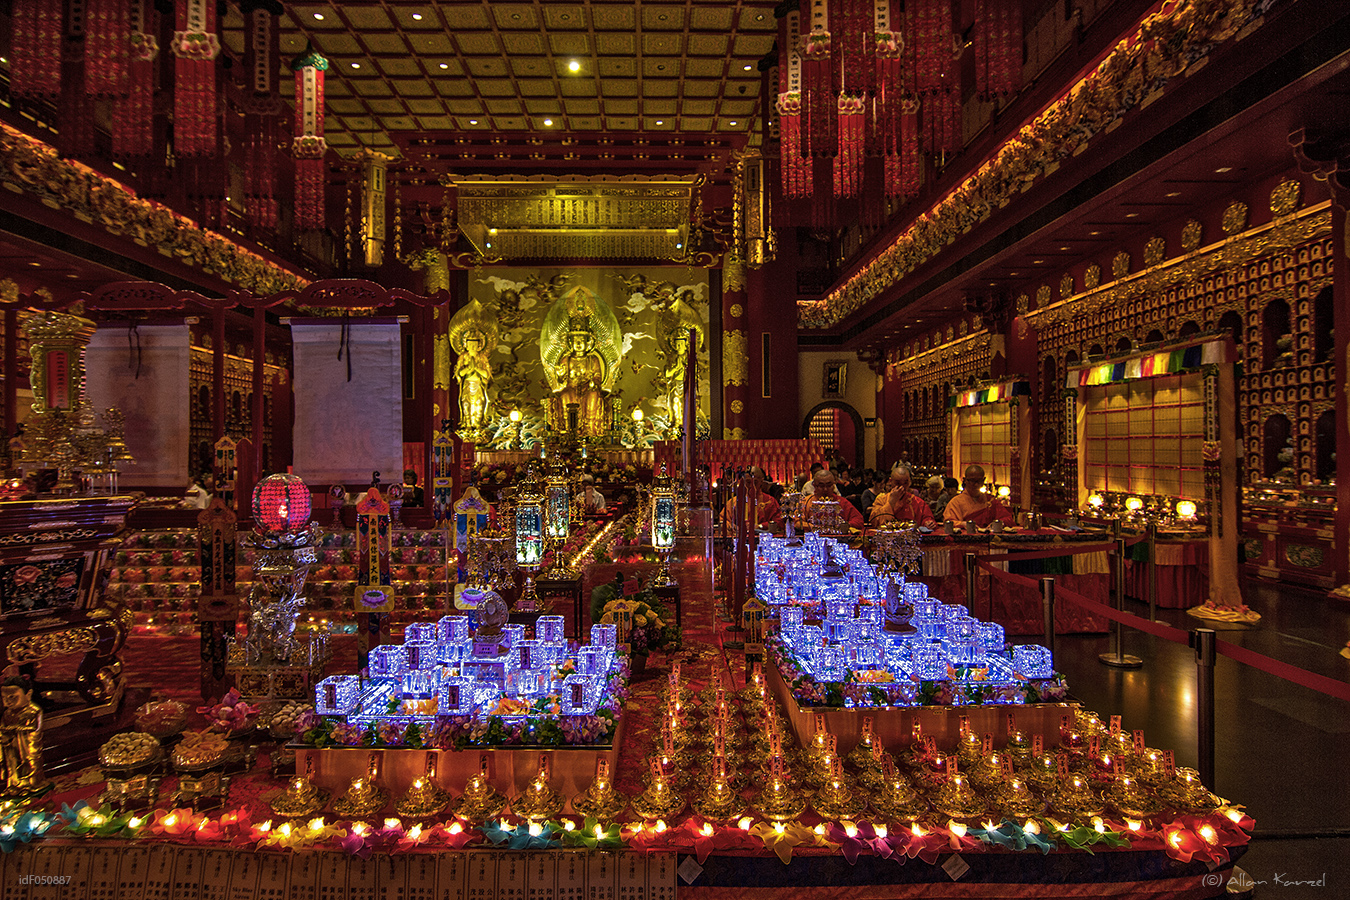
[955,403,1012,487]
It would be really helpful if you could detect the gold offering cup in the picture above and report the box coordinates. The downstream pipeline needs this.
[691,776,746,823]
[512,776,564,822]
[932,773,985,821]
[993,776,1043,819]
[571,774,629,821]
[753,775,806,823]
[1023,752,1061,791]
[333,777,388,819]
[955,731,984,769]
[631,775,686,821]
[869,774,927,822]
[1048,774,1104,821]
[453,774,507,822]
[1005,731,1033,767]
[969,752,1007,792]
[1106,774,1162,819]
[270,775,330,819]
[394,776,451,820]
[811,772,864,821]
[1160,768,1219,813]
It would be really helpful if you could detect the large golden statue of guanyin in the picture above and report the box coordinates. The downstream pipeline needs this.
[540,286,623,439]
[448,298,499,442]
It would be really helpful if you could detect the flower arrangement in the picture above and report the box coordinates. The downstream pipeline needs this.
[196,689,260,734]
[600,589,680,655]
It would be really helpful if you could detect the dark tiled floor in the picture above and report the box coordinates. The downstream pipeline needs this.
[1051,579,1350,898]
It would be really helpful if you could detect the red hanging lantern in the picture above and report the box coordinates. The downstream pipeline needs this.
[252,473,312,535]
[243,0,283,230]
[85,0,130,97]
[173,0,222,157]
[112,0,159,158]
[291,45,330,231]
[9,0,65,98]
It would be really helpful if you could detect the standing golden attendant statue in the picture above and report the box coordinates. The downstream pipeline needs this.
[447,298,499,443]
[0,676,48,799]
[539,286,623,440]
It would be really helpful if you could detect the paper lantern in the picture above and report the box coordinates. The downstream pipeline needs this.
[251,473,312,534]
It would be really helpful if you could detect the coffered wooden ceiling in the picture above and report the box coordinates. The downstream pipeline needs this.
[223,1,777,169]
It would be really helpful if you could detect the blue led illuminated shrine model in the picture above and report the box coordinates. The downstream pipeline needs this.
[314,614,621,728]
[757,533,1063,707]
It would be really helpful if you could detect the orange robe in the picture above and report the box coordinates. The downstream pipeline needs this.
[801,493,865,530]
[869,489,936,527]
[722,492,783,530]
[942,492,1015,526]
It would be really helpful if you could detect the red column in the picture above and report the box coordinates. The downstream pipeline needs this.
[3,308,16,446]
[251,304,265,477]
[212,307,226,444]
[723,254,749,439]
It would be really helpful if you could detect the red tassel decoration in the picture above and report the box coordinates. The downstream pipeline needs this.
[243,1,282,230]
[112,0,158,157]
[833,94,864,198]
[173,0,222,157]
[777,8,809,199]
[291,46,330,231]
[10,0,65,98]
[802,0,834,158]
[85,0,130,97]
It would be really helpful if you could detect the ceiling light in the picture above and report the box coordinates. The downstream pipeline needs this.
[485,242,492,248]
[439,63,449,69]
[1214,166,1232,173]
[351,62,360,69]
[676,243,683,249]
[489,228,497,234]
[568,60,581,73]
[1033,260,1044,265]
[655,120,664,125]
[730,121,738,126]
[1059,246,1069,251]
[0,58,7,65]
[1165,191,1181,197]
[313,13,324,20]
[744,65,753,71]
[543,118,553,126]
[1088,231,1100,236]
[1125,212,1138,217]
[412,13,423,20]
[469,119,478,124]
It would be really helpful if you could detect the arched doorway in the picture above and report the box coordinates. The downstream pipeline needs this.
[802,402,865,470]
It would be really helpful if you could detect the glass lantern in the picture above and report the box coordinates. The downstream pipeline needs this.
[651,466,678,587]
[1012,644,1054,679]
[544,460,572,576]
[513,466,547,612]
[315,675,361,716]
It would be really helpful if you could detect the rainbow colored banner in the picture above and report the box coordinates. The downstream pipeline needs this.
[953,380,1029,408]
[1074,340,1227,387]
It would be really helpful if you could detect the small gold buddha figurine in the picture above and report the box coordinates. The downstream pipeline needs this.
[454,759,507,823]
[394,775,451,820]
[333,776,388,819]
[572,760,628,820]
[631,759,686,820]
[0,676,49,799]
[932,773,985,821]
[270,774,329,819]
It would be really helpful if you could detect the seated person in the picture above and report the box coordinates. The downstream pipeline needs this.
[924,475,950,519]
[800,462,825,496]
[577,474,607,514]
[869,466,936,527]
[402,469,425,506]
[721,466,783,530]
[859,470,887,520]
[799,470,865,530]
[943,464,1015,528]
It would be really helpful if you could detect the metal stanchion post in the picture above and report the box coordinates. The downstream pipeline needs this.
[964,552,977,611]
[1190,628,1216,790]
[1099,535,1143,668]
[1147,521,1159,623]
[1040,576,1056,658]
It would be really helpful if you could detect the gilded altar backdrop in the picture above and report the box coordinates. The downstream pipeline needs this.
[85,324,190,487]
[465,268,711,447]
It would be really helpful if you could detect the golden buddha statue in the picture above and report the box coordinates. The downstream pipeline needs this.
[540,287,622,440]
[448,299,499,442]
[0,676,47,798]
[655,288,706,430]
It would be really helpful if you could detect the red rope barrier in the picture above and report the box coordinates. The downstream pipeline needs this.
[977,542,1118,563]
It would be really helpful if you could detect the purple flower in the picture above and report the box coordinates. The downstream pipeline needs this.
[332,723,364,746]
[295,710,321,733]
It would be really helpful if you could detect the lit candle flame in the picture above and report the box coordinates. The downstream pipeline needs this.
[701,822,714,837]
[1023,819,1039,835]
[738,816,753,831]
[948,821,968,837]
[843,823,857,838]
[595,824,605,838]
[654,820,667,833]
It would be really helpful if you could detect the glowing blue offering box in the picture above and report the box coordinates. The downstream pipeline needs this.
[315,675,362,716]
[369,645,406,678]
[438,675,477,715]
[590,624,617,654]
[404,639,438,671]
[437,615,471,644]
[405,622,436,642]
[562,674,602,714]
[978,622,1005,653]
[536,615,566,644]
[1013,644,1054,678]
[912,642,949,680]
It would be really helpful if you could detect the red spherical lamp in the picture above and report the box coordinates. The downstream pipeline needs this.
[252,473,312,534]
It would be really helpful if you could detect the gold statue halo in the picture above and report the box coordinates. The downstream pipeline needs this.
[448,298,500,356]
[539,285,623,393]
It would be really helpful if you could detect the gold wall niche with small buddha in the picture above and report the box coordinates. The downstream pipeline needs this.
[453,268,711,449]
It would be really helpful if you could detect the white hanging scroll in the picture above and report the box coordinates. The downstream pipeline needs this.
[291,319,403,484]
